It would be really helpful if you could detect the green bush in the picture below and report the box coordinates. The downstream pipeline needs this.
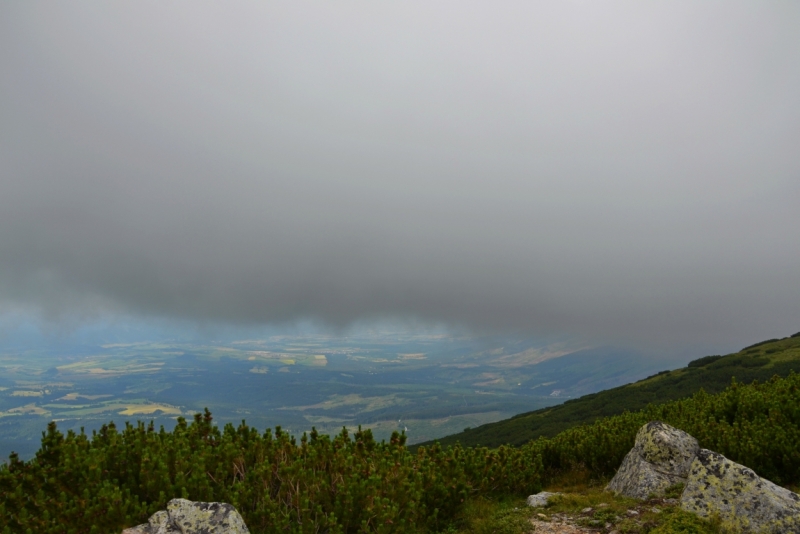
[687,355,722,368]
[648,509,723,534]
[3,372,800,532]
[526,373,800,485]
[0,410,541,533]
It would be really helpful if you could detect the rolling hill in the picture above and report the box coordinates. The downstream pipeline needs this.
[418,332,800,449]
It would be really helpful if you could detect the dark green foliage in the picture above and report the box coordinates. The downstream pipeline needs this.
[648,509,722,534]
[475,507,531,534]
[3,338,800,533]
[664,483,685,499]
[425,336,800,449]
[687,355,722,368]
[525,373,800,486]
[742,338,783,351]
[0,409,542,533]
[3,374,800,533]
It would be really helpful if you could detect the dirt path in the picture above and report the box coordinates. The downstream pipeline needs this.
[530,517,597,533]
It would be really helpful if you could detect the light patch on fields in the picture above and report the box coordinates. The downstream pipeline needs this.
[118,404,181,416]
[473,379,504,386]
[303,415,350,424]
[280,359,295,365]
[87,368,118,374]
[472,373,504,386]
[529,381,557,390]
[0,387,8,391]
[247,356,256,361]
[2,403,50,416]
[12,390,43,397]
[58,360,165,376]
[398,353,426,360]
[312,355,327,366]
[58,393,113,401]
[290,393,406,413]
[488,345,586,368]
[249,366,268,374]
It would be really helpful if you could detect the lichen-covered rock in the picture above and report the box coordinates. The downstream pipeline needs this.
[144,510,180,534]
[121,499,249,534]
[681,449,800,533]
[527,491,562,507]
[168,499,250,533]
[606,421,699,499]
[122,526,149,534]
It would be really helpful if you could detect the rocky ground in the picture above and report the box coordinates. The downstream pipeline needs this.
[450,484,716,534]
[527,495,682,534]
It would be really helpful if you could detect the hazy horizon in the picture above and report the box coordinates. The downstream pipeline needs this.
[2,1,799,355]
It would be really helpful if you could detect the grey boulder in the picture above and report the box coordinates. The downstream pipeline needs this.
[681,449,800,533]
[122,499,250,534]
[526,491,562,507]
[606,421,699,499]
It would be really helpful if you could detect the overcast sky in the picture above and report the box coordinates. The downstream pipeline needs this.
[1,1,798,351]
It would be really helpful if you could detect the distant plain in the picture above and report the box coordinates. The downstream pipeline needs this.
[0,332,672,459]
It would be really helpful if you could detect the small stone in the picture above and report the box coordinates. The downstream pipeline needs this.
[626,509,639,516]
[597,502,609,508]
[581,507,593,513]
[537,513,547,519]
[651,507,661,513]
[526,491,561,507]
[605,523,612,529]
[166,499,250,534]
[122,499,250,534]
[663,498,678,506]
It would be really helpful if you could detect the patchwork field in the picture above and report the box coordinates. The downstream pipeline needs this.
[0,333,670,460]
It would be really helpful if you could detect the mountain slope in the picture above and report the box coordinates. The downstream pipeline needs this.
[419,332,800,449]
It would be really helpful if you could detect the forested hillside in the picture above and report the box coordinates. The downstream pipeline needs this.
[424,333,800,449]
[2,349,800,532]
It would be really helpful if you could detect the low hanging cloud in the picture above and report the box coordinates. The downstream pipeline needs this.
[1,1,799,349]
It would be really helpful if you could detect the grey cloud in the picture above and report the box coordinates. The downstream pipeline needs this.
[1,1,799,350]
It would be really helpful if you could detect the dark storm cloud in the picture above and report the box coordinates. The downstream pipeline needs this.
[1,1,799,349]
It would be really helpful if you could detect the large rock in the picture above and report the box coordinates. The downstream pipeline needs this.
[122,499,250,534]
[681,449,800,533]
[606,421,699,499]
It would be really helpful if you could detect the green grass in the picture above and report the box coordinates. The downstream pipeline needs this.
[445,481,728,534]
[438,498,532,534]
[421,334,800,449]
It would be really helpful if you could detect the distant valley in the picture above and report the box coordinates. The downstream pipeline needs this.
[0,332,672,459]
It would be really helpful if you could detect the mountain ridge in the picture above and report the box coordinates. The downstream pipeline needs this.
[418,332,800,449]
